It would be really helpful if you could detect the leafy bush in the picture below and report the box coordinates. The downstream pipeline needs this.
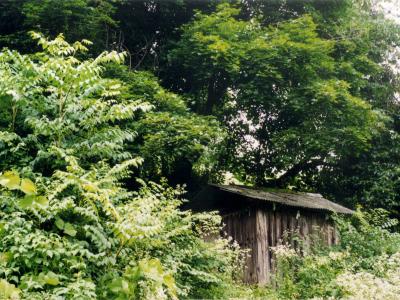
[104,64,225,187]
[268,209,400,299]
[0,33,245,299]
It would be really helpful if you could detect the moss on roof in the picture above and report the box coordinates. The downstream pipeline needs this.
[209,184,354,214]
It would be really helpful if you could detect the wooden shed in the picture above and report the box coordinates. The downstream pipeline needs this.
[190,184,354,285]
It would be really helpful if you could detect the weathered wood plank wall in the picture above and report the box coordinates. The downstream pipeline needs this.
[223,209,258,283]
[223,208,338,285]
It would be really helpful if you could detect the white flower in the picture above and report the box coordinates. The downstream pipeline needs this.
[335,252,400,300]
[270,244,297,259]
[328,251,347,261]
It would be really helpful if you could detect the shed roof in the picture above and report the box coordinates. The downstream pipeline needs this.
[210,184,354,214]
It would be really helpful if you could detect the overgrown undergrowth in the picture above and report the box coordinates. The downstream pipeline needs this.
[256,209,400,300]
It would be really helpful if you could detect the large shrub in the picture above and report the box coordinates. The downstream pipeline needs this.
[0,33,244,299]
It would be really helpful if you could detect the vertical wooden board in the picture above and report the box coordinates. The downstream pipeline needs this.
[328,224,333,246]
[283,212,288,234]
[301,215,310,254]
[311,214,321,243]
[253,211,260,283]
[227,214,234,240]
[308,214,314,241]
[317,216,325,242]
[263,210,269,284]
[222,215,228,240]
[238,212,243,246]
[255,210,261,284]
[281,213,288,243]
[318,216,325,243]
[322,219,329,244]
[250,210,259,283]
[256,210,270,284]
[311,213,318,233]
[232,214,237,241]
[280,213,285,243]
[289,213,296,248]
[241,211,253,283]
[251,211,257,283]
[269,211,276,274]
[270,211,276,247]
[264,210,270,283]
[333,224,339,245]
[299,215,304,252]
[284,212,291,245]
[298,214,304,238]
[276,211,282,245]
[225,215,231,239]
[236,213,241,242]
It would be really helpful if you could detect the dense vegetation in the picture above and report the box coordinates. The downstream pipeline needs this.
[0,0,399,299]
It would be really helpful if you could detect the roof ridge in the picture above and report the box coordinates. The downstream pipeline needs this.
[209,183,354,214]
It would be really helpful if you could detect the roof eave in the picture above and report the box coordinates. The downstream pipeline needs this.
[209,183,354,215]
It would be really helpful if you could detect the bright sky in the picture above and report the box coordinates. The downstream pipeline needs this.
[376,0,400,81]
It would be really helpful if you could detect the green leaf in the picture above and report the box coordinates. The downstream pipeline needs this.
[0,171,20,190]
[82,183,97,193]
[0,252,11,264]
[55,218,65,230]
[163,273,177,298]
[139,258,164,282]
[108,277,130,294]
[18,195,35,209]
[20,178,37,195]
[18,195,48,210]
[44,272,60,286]
[0,279,20,299]
[35,196,48,208]
[64,223,77,237]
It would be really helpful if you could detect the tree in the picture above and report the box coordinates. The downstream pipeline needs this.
[169,4,383,189]
[114,0,219,70]
[0,0,117,54]
[167,4,250,115]
[307,1,400,210]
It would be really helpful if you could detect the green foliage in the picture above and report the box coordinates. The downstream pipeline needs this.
[114,0,220,70]
[170,4,384,188]
[106,258,178,300]
[0,34,245,299]
[335,209,400,271]
[266,209,400,299]
[0,31,148,171]
[318,127,400,210]
[309,0,400,210]
[0,0,116,54]
[104,64,224,187]
[1,0,399,211]
[0,1,399,298]
[168,3,250,114]
[0,279,21,300]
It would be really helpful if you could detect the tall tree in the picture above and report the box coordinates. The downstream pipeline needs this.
[0,0,117,54]
[168,3,395,198]
[114,0,219,70]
